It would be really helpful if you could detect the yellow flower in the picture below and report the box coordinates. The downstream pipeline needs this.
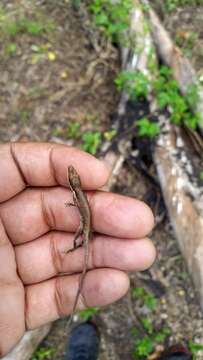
[60,70,68,79]
[48,51,56,61]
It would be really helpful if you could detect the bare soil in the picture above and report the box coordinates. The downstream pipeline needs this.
[1,1,203,360]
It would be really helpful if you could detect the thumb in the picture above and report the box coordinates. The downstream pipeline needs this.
[0,219,25,357]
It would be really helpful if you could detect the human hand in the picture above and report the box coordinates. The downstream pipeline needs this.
[0,142,155,356]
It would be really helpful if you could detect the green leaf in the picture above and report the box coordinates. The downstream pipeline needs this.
[154,328,171,343]
[189,340,203,354]
[66,122,81,139]
[144,293,157,311]
[132,286,158,311]
[137,118,160,139]
[115,71,149,99]
[199,171,203,181]
[133,336,154,358]
[81,131,101,154]
[132,287,146,299]
[31,346,56,360]
[79,307,99,320]
[141,317,153,334]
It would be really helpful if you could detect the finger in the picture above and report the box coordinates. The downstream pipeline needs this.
[0,142,109,202]
[0,187,154,244]
[0,220,25,357]
[25,269,129,329]
[16,231,156,284]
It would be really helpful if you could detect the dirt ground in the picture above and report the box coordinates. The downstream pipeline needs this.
[1,1,203,359]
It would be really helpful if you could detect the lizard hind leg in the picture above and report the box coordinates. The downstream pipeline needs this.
[66,221,84,253]
[73,221,84,249]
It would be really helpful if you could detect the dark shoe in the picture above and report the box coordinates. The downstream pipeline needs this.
[64,321,100,360]
[158,345,192,360]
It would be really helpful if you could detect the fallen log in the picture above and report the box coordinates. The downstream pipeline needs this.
[142,0,203,129]
[122,0,203,311]
[154,123,203,307]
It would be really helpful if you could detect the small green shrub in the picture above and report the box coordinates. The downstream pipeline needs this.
[115,70,149,100]
[136,118,160,139]
[89,0,132,42]
[132,287,158,311]
[152,66,200,128]
[133,336,154,358]
[81,131,102,154]
[66,122,81,139]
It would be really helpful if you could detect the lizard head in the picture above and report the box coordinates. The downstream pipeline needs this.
[68,165,82,188]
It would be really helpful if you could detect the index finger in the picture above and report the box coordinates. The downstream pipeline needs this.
[0,142,109,202]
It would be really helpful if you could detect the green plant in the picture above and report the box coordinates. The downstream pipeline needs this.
[133,335,154,358]
[132,328,171,359]
[165,0,202,12]
[132,287,171,359]
[136,117,160,138]
[115,65,200,131]
[31,346,56,360]
[199,171,203,181]
[81,131,102,154]
[4,42,17,55]
[175,31,198,55]
[89,0,132,42]
[132,287,158,311]
[0,14,54,38]
[152,66,200,129]
[79,307,99,320]
[179,271,188,280]
[104,129,117,141]
[154,328,171,343]
[51,127,63,137]
[115,70,149,100]
[189,340,203,359]
[20,110,29,124]
[66,122,81,139]
[141,317,153,334]
[71,0,81,9]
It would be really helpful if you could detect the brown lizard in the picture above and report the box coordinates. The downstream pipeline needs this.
[66,165,92,325]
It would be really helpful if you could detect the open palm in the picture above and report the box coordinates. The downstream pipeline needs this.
[0,142,155,356]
